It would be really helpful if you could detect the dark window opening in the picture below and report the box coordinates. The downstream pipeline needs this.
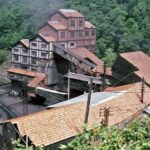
[41,44,47,49]
[79,20,83,27]
[70,31,75,38]
[31,51,37,56]
[79,31,83,37]
[70,42,75,47]
[22,56,28,63]
[31,43,37,47]
[14,55,19,61]
[31,58,37,65]
[70,20,75,27]
[23,49,28,54]
[91,29,96,36]
[85,30,89,37]
[41,52,47,57]
[14,48,19,53]
[61,32,65,38]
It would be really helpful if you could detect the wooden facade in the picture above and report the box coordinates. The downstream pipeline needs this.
[112,56,141,86]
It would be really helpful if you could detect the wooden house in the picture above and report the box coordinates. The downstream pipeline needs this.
[112,51,150,86]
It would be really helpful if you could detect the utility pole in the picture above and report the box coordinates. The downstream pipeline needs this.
[102,62,106,91]
[67,70,71,99]
[84,78,93,124]
[141,77,145,103]
[25,135,28,148]
[100,106,110,127]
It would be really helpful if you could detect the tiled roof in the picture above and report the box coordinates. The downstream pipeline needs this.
[85,21,95,29]
[59,9,84,18]
[8,67,46,88]
[120,51,150,84]
[3,83,150,147]
[48,21,67,30]
[69,47,111,75]
[20,39,29,48]
[38,33,57,42]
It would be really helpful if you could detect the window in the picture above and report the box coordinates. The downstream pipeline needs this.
[70,20,75,27]
[22,56,28,63]
[31,51,37,56]
[31,58,37,65]
[31,42,37,47]
[70,31,75,38]
[13,55,19,61]
[41,52,47,58]
[40,66,45,73]
[85,30,89,37]
[14,48,19,53]
[41,44,47,49]
[79,31,83,37]
[22,49,28,54]
[61,32,65,38]
[91,29,96,36]
[70,42,75,47]
[79,20,83,27]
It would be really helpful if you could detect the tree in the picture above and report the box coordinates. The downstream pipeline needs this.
[0,50,9,64]
[0,0,64,49]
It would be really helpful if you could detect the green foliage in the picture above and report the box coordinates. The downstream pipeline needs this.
[0,0,64,49]
[0,50,9,64]
[60,119,150,150]
[65,0,150,66]
[13,139,44,150]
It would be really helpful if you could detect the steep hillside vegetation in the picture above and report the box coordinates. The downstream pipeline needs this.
[0,0,64,48]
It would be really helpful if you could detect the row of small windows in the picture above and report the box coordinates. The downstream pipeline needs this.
[60,30,96,39]
[31,43,47,49]
[13,49,47,58]
[70,20,84,27]
[13,55,39,65]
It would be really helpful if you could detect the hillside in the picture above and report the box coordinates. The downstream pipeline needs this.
[0,0,150,66]
[0,0,64,48]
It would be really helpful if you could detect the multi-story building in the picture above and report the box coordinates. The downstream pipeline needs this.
[11,9,96,72]
[9,9,111,95]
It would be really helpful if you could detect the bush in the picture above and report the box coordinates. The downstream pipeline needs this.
[0,50,9,64]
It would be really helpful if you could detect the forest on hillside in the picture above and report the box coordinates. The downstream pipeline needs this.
[0,0,150,66]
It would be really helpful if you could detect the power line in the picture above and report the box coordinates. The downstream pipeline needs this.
[112,71,134,87]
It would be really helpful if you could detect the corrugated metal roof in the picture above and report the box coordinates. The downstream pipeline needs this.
[47,91,125,108]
